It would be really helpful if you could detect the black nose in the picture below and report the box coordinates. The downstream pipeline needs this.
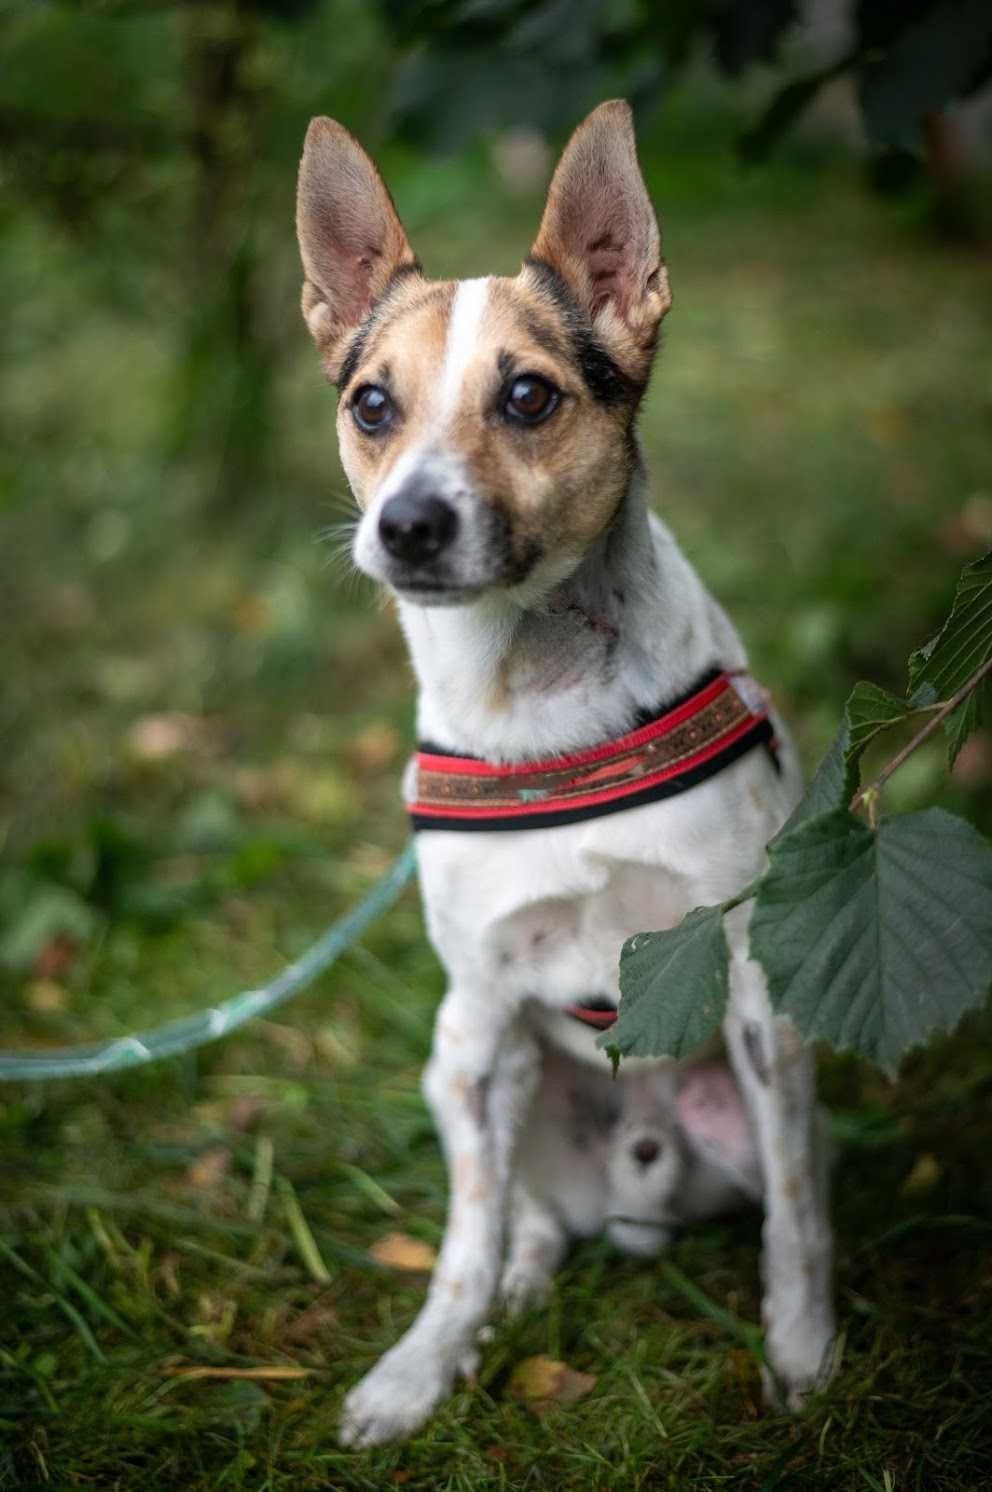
[378,492,458,565]
[632,1137,660,1167]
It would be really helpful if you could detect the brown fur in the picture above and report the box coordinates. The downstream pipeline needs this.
[296,117,419,380]
[295,101,670,595]
[528,100,671,386]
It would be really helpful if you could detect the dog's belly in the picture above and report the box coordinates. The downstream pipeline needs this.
[415,747,801,1066]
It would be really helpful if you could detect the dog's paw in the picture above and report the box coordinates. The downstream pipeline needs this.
[339,1342,453,1448]
[761,1334,837,1413]
[498,1260,553,1317]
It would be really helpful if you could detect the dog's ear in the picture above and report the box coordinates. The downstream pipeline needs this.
[296,117,419,381]
[529,100,670,384]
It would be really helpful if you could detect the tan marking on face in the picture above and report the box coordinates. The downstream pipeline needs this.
[336,278,457,507]
[344,272,635,532]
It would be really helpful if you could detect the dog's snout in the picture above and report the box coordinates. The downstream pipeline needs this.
[379,491,458,565]
[632,1137,660,1167]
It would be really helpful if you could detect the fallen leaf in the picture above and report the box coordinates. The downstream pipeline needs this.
[901,1152,941,1195]
[128,712,207,761]
[369,1232,437,1272]
[34,934,79,979]
[186,1147,231,1191]
[507,1354,597,1411]
[24,978,70,1013]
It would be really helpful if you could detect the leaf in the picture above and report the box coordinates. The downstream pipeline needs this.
[368,1232,437,1273]
[908,552,992,765]
[779,681,918,838]
[858,0,992,151]
[845,681,913,758]
[750,808,992,1075]
[777,720,855,837]
[601,906,729,1062]
[507,1355,596,1410]
[740,52,857,162]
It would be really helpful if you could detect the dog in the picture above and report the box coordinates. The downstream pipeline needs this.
[506,1053,763,1295]
[295,99,835,1447]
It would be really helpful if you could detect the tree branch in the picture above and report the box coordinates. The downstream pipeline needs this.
[851,655,992,818]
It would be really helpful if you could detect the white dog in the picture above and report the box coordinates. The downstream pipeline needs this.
[296,99,835,1447]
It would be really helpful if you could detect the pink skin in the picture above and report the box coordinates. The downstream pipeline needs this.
[677,1063,755,1172]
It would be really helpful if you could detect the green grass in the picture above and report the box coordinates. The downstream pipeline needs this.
[3,113,992,1489]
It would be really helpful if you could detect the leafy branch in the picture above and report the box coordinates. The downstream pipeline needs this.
[853,656,992,827]
[604,553,992,1077]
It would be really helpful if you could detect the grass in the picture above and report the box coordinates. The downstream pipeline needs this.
[2,105,992,1489]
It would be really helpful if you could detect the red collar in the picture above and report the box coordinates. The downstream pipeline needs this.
[407,669,777,833]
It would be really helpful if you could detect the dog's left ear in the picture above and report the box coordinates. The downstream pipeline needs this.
[529,100,671,385]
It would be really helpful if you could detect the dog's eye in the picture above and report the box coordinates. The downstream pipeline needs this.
[504,375,559,426]
[352,385,392,433]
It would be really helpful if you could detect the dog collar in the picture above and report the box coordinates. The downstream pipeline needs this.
[407,668,777,833]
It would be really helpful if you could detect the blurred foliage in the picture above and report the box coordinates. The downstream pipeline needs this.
[1,5,992,1484]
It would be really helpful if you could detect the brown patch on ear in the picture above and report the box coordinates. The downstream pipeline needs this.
[529,100,670,384]
[296,117,419,380]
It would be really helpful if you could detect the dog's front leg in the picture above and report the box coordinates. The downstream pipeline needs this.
[339,989,537,1448]
[723,910,835,1410]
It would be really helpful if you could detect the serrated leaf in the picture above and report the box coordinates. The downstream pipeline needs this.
[751,808,992,1075]
[780,681,928,838]
[777,720,855,838]
[601,906,729,1061]
[908,553,992,766]
[845,680,913,757]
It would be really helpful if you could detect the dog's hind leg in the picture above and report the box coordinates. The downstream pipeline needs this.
[722,908,836,1410]
[500,1183,569,1316]
[339,992,538,1447]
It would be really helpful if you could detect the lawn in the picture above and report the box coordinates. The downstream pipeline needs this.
[2,110,992,1490]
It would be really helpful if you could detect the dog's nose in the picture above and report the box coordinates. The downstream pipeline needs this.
[378,492,458,564]
[632,1137,660,1167]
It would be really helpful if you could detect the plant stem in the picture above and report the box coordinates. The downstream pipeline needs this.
[851,656,992,814]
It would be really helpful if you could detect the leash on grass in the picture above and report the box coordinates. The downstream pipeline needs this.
[0,841,417,1083]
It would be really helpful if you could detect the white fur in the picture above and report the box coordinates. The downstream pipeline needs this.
[439,277,491,421]
[338,470,836,1448]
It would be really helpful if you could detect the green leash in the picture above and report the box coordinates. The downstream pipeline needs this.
[0,841,417,1083]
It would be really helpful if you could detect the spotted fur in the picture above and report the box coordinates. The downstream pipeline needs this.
[295,100,836,1449]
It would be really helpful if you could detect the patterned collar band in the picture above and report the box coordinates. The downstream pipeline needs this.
[407,669,777,833]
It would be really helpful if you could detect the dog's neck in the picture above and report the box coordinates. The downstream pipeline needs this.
[396,468,746,763]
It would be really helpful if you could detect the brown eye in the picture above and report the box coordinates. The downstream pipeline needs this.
[353,385,392,433]
[504,375,559,426]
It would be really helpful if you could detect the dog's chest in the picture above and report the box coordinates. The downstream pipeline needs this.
[415,752,792,1030]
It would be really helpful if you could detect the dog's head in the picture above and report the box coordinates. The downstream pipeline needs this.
[296,101,671,606]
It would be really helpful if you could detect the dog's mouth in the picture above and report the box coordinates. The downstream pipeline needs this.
[392,579,484,607]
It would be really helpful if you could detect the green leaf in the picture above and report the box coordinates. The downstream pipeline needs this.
[780,680,925,838]
[908,552,992,765]
[778,720,855,837]
[858,0,992,151]
[740,52,858,162]
[751,808,992,1076]
[845,680,914,758]
[601,906,729,1062]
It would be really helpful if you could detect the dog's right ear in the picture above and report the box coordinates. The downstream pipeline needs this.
[296,118,418,382]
